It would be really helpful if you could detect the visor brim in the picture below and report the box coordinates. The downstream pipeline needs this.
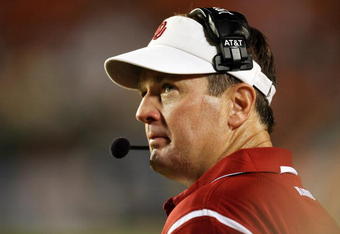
[104,45,216,89]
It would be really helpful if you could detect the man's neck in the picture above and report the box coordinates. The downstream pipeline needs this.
[182,121,272,187]
[217,122,273,163]
[228,130,271,155]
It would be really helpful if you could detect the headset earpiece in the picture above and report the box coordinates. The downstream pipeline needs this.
[189,7,253,72]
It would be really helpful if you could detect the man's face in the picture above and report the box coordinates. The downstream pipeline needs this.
[136,70,231,185]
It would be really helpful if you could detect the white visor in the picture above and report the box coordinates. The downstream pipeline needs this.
[104,16,276,103]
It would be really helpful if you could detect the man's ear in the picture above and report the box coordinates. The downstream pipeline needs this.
[227,83,256,129]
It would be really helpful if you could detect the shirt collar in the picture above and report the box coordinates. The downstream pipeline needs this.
[163,147,294,216]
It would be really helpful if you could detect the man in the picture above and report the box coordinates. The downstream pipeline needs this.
[104,7,340,234]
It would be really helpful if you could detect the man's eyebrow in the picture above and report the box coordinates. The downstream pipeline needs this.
[137,72,169,90]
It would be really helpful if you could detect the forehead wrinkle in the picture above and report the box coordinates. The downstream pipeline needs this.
[137,69,209,91]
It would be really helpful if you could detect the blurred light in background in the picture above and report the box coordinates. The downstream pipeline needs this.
[0,0,339,233]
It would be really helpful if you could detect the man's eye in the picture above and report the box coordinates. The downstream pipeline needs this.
[162,83,175,93]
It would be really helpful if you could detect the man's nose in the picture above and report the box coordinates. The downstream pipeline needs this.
[136,96,161,124]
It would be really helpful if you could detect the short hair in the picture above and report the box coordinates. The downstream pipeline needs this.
[187,14,277,133]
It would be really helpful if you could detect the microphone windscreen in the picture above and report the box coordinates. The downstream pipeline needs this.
[111,137,130,158]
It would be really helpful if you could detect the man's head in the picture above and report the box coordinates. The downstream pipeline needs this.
[104,8,276,185]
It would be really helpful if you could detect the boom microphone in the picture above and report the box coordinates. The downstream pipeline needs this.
[111,137,149,159]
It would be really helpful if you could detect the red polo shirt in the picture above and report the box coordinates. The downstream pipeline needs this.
[161,147,340,234]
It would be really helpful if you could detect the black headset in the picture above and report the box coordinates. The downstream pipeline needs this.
[189,7,253,72]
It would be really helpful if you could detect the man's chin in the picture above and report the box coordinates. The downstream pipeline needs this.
[149,140,170,163]
[149,149,190,185]
[149,149,164,170]
[149,149,174,177]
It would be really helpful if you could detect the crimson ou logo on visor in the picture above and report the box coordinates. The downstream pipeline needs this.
[152,21,167,40]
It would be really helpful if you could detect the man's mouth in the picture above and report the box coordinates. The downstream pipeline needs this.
[148,133,170,149]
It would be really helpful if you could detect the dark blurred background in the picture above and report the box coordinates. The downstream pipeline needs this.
[0,0,339,233]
